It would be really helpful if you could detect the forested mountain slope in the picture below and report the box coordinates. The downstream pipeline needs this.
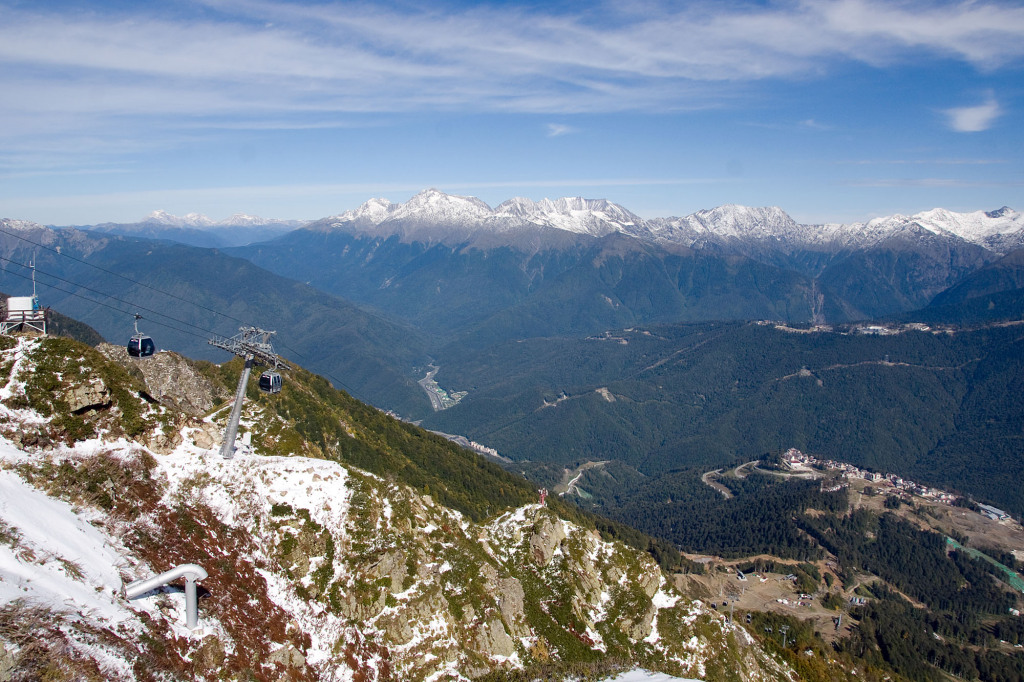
[234,227,820,346]
[425,321,1024,515]
[0,219,432,416]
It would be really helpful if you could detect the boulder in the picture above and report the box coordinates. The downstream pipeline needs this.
[481,565,530,639]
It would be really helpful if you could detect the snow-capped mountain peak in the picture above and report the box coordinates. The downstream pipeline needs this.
[121,194,1021,254]
[144,210,214,227]
[219,213,271,227]
[912,206,1022,241]
[0,217,48,233]
[139,211,303,230]
[322,190,648,240]
[689,204,798,237]
[390,188,494,224]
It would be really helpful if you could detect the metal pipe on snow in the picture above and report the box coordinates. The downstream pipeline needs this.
[124,563,209,628]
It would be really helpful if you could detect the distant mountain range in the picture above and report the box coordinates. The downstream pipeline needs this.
[4,193,1024,522]
[224,190,1023,345]
[71,190,1024,254]
[314,189,1023,253]
[80,210,308,248]
[5,188,1023,362]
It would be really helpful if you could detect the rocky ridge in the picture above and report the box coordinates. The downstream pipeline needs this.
[0,334,797,680]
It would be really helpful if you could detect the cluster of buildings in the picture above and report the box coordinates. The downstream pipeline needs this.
[852,322,933,335]
[779,448,962,508]
[767,320,941,336]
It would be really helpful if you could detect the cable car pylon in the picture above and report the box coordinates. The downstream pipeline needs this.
[209,326,286,459]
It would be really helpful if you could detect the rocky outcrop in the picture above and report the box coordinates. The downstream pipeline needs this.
[0,334,802,682]
[480,563,529,638]
[474,617,516,658]
[187,421,222,450]
[367,548,408,593]
[267,644,307,672]
[65,376,110,413]
[96,343,224,416]
[528,515,565,566]
[619,601,658,640]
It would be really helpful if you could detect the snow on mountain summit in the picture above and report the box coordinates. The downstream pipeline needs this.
[912,206,1022,241]
[145,210,215,227]
[391,188,494,225]
[495,196,644,236]
[324,189,648,239]
[134,193,1021,253]
[140,211,302,229]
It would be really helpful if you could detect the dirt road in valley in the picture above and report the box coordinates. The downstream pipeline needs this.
[554,460,609,496]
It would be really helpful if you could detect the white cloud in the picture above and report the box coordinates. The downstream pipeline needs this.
[546,123,577,137]
[944,96,1003,132]
[0,0,1022,170]
[1,1,1022,120]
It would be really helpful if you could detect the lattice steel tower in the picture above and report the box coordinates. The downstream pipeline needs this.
[209,326,285,459]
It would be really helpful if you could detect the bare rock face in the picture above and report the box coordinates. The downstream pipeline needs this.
[480,564,529,638]
[367,548,408,594]
[639,568,661,599]
[65,377,110,412]
[528,515,566,567]
[267,644,307,672]
[142,427,183,455]
[379,611,415,645]
[620,601,658,641]
[338,588,389,623]
[96,343,224,416]
[189,422,223,450]
[473,618,516,658]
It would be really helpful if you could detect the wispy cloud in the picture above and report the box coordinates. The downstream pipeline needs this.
[1,0,1023,188]
[1,1,1022,126]
[943,95,1003,132]
[546,123,577,137]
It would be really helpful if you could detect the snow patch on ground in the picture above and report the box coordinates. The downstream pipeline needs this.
[0,465,130,625]
[601,670,700,681]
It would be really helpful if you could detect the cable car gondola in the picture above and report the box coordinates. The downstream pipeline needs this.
[259,370,282,394]
[127,313,155,358]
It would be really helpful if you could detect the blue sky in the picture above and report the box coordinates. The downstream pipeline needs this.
[1,0,1022,225]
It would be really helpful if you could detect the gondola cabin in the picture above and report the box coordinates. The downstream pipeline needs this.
[128,334,155,358]
[259,370,282,394]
